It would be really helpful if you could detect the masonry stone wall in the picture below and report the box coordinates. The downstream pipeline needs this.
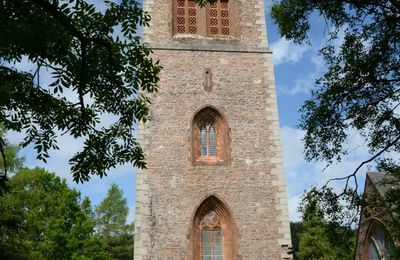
[135,1,292,259]
[142,0,268,48]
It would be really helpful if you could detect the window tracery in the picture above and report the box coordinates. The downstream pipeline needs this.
[200,211,223,260]
[200,124,216,157]
[191,107,230,164]
[191,196,237,260]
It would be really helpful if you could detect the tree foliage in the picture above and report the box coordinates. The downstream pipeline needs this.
[290,222,305,260]
[297,217,337,260]
[95,183,129,237]
[95,183,133,259]
[297,188,357,260]
[0,0,161,184]
[271,0,400,244]
[0,167,110,259]
[0,127,24,194]
[271,0,400,187]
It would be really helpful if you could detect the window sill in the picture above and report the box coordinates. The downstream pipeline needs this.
[173,34,239,41]
[194,156,230,166]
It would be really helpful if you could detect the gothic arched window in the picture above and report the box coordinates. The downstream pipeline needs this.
[365,221,395,259]
[191,107,230,164]
[200,211,223,259]
[191,196,237,260]
[173,0,235,37]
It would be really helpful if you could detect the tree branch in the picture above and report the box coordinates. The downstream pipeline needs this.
[78,41,87,114]
[324,134,400,197]
[31,0,85,41]
[0,137,7,179]
[31,0,114,55]
[389,0,400,11]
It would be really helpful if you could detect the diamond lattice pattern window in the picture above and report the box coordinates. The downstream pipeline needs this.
[209,0,230,36]
[174,0,232,36]
[176,0,197,34]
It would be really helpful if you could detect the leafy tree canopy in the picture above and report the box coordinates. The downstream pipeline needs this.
[297,216,337,260]
[95,183,129,237]
[289,221,305,260]
[0,0,161,184]
[0,126,24,194]
[297,188,357,260]
[95,183,133,259]
[0,167,110,259]
[271,0,399,185]
[271,0,400,240]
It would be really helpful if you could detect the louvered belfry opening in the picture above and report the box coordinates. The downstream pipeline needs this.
[174,0,233,37]
[209,0,230,36]
[192,107,231,164]
[176,0,197,34]
[191,196,237,260]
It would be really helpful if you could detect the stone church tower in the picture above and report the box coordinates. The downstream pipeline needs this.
[135,0,292,259]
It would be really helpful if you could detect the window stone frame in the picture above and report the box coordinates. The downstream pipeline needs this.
[191,106,231,165]
[190,195,238,260]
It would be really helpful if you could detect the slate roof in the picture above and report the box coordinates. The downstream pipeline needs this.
[367,172,399,198]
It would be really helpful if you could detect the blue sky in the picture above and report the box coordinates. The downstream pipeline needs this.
[6,0,373,223]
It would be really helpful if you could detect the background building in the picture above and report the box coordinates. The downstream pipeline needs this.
[355,172,398,259]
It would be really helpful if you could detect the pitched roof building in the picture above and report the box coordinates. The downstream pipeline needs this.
[355,172,399,259]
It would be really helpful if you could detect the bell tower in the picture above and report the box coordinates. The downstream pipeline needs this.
[134,0,292,259]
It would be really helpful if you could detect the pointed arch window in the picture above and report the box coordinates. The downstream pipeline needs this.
[191,196,237,260]
[191,107,231,164]
[365,221,395,259]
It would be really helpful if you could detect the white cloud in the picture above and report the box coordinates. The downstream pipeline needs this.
[281,126,373,221]
[278,50,326,96]
[310,53,324,70]
[279,71,317,96]
[270,38,310,66]
[287,196,302,222]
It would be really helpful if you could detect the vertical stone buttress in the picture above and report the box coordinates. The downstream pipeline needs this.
[135,0,292,259]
